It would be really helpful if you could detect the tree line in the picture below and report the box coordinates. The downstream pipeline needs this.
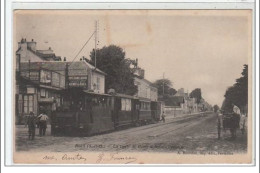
[221,64,248,114]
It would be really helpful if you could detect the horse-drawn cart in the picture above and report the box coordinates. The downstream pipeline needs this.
[221,112,241,139]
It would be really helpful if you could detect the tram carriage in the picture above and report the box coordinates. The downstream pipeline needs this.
[138,99,152,124]
[113,94,139,128]
[52,89,115,136]
[151,101,162,122]
[51,90,162,136]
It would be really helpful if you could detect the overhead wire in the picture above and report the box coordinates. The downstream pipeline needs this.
[69,31,96,67]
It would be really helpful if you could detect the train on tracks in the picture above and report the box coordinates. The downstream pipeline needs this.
[51,89,163,136]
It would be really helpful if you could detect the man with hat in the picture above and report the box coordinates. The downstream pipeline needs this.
[27,112,36,140]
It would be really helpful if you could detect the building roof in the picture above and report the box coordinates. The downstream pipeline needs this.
[36,49,54,54]
[134,76,157,90]
[20,61,106,76]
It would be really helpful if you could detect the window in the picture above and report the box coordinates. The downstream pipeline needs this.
[45,90,49,98]
[18,95,23,114]
[23,95,28,113]
[121,98,126,110]
[121,98,131,111]
[56,97,61,107]
[96,77,100,90]
[28,95,33,112]
[126,99,131,111]
[140,101,150,110]
[40,89,46,97]
[23,95,34,114]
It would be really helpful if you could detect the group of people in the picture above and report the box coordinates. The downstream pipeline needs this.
[27,111,49,140]
[217,104,247,140]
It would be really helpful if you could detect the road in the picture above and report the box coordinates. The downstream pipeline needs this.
[15,112,247,153]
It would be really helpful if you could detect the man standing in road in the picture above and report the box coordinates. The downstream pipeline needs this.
[230,104,241,139]
[27,112,36,140]
[217,110,223,140]
[161,112,166,123]
[38,111,49,136]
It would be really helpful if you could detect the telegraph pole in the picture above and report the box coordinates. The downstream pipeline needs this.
[94,20,98,70]
[163,72,165,95]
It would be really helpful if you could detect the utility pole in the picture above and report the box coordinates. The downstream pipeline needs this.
[163,72,165,95]
[94,20,98,70]
[28,60,31,79]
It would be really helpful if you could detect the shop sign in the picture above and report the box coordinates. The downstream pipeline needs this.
[29,71,39,81]
[60,76,65,88]
[68,76,88,88]
[51,72,60,87]
[40,70,51,84]
[39,97,54,103]
[27,87,35,94]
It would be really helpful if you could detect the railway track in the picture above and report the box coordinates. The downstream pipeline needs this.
[111,112,212,136]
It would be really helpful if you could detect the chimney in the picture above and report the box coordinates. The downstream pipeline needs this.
[27,38,36,52]
[49,47,51,50]
[63,57,66,61]
[65,63,69,89]
[19,38,28,51]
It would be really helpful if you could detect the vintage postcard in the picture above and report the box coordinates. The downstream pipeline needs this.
[12,9,253,164]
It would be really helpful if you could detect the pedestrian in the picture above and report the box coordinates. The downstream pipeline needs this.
[230,104,241,139]
[24,115,29,128]
[217,110,222,140]
[161,112,166,123]
[38,111,49,136]
[240,113,247,135]
[27,112,36,140]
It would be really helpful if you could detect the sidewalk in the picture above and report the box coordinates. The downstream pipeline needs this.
[166,111,212,120]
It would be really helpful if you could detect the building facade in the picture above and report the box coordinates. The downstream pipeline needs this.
[16,60,106,124]
[133,67,158,101]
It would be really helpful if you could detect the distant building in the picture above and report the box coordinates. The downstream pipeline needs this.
[175,88,189,98]
[161,96,184,116]
[161,88,200,116]
[16,38,61,63]
[133,67,158,101]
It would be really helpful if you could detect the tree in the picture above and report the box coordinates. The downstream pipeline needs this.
[189,88,202,104]
[222,64,248,113]
[153,79,176,96]
[168,88,177,96]
[89,45,137,95]
[213,105,220,113]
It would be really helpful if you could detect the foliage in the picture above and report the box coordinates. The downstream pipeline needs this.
[213,105,220,113]
[222,64,248,113]
[189,88,202,104]
[89,45,137,95]
[153,79,176,96]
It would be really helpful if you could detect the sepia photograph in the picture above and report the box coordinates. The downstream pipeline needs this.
[12,9,253,164]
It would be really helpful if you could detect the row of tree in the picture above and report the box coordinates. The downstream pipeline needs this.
[152,79,202,103]
[87,44,203,103]
[221,64,248,114]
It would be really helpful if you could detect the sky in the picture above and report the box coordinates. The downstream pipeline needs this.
[14,10,252,106]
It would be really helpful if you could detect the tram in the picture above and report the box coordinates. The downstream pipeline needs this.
[51,90,162,136]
